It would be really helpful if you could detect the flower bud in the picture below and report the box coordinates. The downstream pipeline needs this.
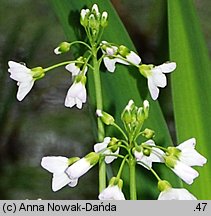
[143,100,149,119]
[143,148,151,157]
[118,45,130,57]
[91,4,100,16]
[121,100,135,124]
[137,107,145,123]
[101,11,108,27]
[142,128,155,139]
[96,109,115,125]
[80,9,90,27]
[54,42,70,55]
[108,137,119,152]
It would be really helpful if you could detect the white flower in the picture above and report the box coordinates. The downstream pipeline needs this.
[101,41,140,73]
[158,188,197,200]
[102,44,128,73]
[170,160,199,185]
[140,62,176,100]
[65,64,87,77]
[8,61,35,101]
[65,81,87,109]
[41,156,77,192]
[65,63,81,76]
[135,140,165,169]
[94,137,119,164]
[176,138,207,167]
[98,185,125,200]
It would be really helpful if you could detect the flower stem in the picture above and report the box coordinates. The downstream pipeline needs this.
[129,156,137,200]
[112,123,128,141]
[44,61,83,72]
[92,45,106,192]
[116,155,129,179]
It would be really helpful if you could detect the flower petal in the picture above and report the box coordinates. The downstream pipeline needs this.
[94,137,111,153]
[64,82,86,109]
[151,68,167,88]
[176,138,207,166]
[171,161,199,184]
[68,179,78,187]
[157,62,176,73]
[98,185,125,200]
[103,57,117,72]
[41,156,69,174]
[65,63,80,76]
[105,148,119,164]
[177,138,196,150]
[52,173,71,192]
[17,80,34,101]
[65,158,92,179]
[147,77,159,100]
[126,51,141,65]
[158,188,197,200]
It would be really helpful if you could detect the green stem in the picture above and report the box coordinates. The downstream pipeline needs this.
[150,167,161,181]
[92,45,106,192]
[44,61,83,72]
[69,40,92,50]
[116,155,129,179]
[129,156,137,200]
[112,123,128,141]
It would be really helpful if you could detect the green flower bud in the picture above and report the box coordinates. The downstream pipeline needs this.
[134,145,142,153]
[54,42,70,54]
[96,109,114,125]
[31,67,45,79]
[108,138,119,152]
[121,109,132,124]
[143,100,149,119]
[143,148,151,157]
[142,128,155,139]
[101,11,108,27]
[121,100,135,124]
[137,107,145,123]
[118,45,130,57]
[157,180,172,192]
[89,14,97,29]
[80,9,90,27]
[75,56,86,69]
[91,4,100,16]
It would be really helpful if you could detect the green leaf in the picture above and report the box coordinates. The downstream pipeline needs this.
[49,0,181,198]
[168,0,211,199]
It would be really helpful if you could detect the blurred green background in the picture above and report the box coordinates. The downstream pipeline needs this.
[0,0,210,199]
